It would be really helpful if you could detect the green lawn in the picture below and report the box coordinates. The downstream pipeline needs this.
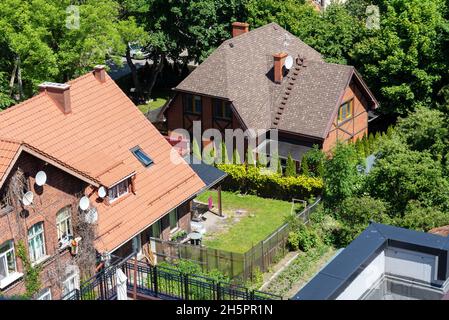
[137,89,171,114]
[196,191,303,253]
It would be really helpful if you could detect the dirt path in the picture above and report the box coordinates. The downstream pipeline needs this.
[259,251,299,291]
[284,247,337,298]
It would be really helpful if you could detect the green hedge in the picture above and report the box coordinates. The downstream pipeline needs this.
[217,164,323,201]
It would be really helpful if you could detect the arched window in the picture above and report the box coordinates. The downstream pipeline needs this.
[28,222,46,263]
[56,206,72,241]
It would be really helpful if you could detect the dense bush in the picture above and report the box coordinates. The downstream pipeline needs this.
[287,222,322,252]
[217,164,323,201]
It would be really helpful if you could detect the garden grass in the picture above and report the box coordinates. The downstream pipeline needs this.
[137,89,171,114]
[196,191,303,253]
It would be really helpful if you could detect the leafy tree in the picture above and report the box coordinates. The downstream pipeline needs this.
[394,200,449,232]
[335,196,390,245]
[285,154,296,177]
[323,142,361,209]
[366,136,449,214]
[0,0,131,107]
[395,106,448,158]
[350,0,449,115]
[301,145,325,177]
[246,0,362,64]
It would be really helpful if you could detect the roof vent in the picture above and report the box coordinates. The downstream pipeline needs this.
[39,82,71,114]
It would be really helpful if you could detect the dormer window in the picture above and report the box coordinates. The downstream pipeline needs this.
[108,178,130,203]
[131,146,153,167]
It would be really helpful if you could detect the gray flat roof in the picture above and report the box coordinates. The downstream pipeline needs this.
[293,223,449,300]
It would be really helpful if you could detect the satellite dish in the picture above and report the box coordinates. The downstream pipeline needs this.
[35,171,47,186]
[22,191,34,206]
[285,55,294,70]
[85,207,98,224]
[98,186,106,199]
[79,196,90,211]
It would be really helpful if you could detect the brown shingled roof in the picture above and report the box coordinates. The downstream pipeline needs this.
[174,22,377,139]
[0,71,205,252]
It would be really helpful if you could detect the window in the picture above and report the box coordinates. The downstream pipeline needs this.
[28,222,46,263]
[151,220,161,238]
[184,94,202,115]
[169,209,178,231]
[56,207,72,241]
[213,99,232,120]
[62,271,79,297]
[108,179,130,203]
[338,100,353,122]
[0,240,17,282]
[131,146,153,167]
[36,288,52,300]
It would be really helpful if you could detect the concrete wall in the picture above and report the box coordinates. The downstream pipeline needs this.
[337,251,385,300]
[385,247,437,283]
[337,247,439,300]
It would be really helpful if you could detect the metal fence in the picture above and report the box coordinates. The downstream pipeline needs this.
[152,197,321,280]
[122,260,281,300]
[61,254,281,300]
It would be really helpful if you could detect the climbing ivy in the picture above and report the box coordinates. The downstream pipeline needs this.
[16,240,42,298]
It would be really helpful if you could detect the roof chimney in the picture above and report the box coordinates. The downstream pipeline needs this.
[39,82,71,114]
[273,52,288,84]
[93,65,106,83]
[232,22,249,38]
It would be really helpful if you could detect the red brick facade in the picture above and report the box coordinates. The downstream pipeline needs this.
[0,152,85,299]
[322,80,370,152]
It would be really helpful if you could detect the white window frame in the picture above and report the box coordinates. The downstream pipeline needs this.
[62,271,79,298]
[56,206,72,241]
[0,240,17,282]
[28,222,46,263]
[36,287,52,300]
[108,179,130,203]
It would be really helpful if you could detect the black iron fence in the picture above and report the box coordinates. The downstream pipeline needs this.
[152,197,321,280]
[122,260,282,300]
[61,254,281,300]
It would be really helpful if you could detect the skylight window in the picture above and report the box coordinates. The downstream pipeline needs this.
[131,146,153,167]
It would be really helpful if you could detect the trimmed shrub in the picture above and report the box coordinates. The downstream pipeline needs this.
[217,164,323,201]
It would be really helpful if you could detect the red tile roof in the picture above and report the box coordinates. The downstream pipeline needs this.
[0,70,205,252]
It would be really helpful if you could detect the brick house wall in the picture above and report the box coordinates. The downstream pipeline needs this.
[165,93,244,140]
[322,81,370,152]
[0,152,86,299]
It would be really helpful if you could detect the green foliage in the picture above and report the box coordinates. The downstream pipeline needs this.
[216,163,323,201]
[192,138,201,160]
[16,241,41,298]
[351,0,449,115]
[171,230,187,242]
[366,136,449,214]
[232,149,242,165]
[0,0,132,106]
[301,145,325,177]
[287,222,322,252]
[220,142,230,164]
[393,200,449,232]
[285,154,296,177]
[246,149,256,166]
[323,143,362,209]
[395,106,448,158]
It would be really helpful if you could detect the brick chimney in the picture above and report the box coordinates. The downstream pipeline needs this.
[232,22,249,38]
[39,82,71,114]
[273,52,288,84]
[93,65,106,83]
